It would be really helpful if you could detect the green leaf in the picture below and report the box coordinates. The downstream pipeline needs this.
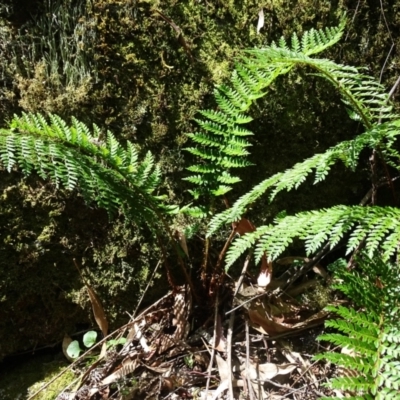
[83,330,98,348]
[107,337,127,348]
[66,340,83,359]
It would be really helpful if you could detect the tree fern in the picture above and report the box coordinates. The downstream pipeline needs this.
[314,256,400,399]
[184,16,347,209]
[0,112,176,227]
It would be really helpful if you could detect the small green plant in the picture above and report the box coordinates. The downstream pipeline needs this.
[314,255,400,399]
[106,337,127,349]
[66,330,127,359]
[66,331,98,359]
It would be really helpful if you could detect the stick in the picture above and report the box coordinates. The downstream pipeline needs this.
[205,292,219,398]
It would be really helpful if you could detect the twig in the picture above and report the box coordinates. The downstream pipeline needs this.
[379,43,394,84]
[246,320,256,400]
[225,251,255,315]
[227,311,235,399]
[225,252,254,398]
[282,377,328,398]
[226,291,267,315]
[215,229,237,273]
[344,0,361,42]
[205,291,219,398]
[132,260,162,318]
[278,242,332,295]
[388,75,400,98]
[153,9,194,63]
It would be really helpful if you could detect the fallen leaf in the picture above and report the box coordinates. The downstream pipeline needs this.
[258,362,297,380]
[101,358,138,386]
[312,264,328,279]
[257,8,264,34]
[211,354,230,400]
[248,302,329,336]
[73,259,108,337]
[86,284,109,337]
[246,362,296,381]
[62,334,75,362]
[174,229,189,258]
[258,255,273,287]
[214,314,227,352]
[279,344,319,388]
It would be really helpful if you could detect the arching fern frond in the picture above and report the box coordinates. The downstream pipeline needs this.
[242,48,393,128]
[314,256,400,399]
[225,205,400,268]
[0,112,176,226]
[185,17,347,205]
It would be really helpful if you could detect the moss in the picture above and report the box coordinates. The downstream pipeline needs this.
[0,353,75,400]
[16,61,93,114]
[0,174,163,359]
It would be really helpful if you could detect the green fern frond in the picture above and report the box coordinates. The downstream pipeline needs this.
[243,48,393,128]
[208,119,400,235]
[185,17,347,205]
[314,256,400,399]
[0,112,172,227]
[225,206,400,267]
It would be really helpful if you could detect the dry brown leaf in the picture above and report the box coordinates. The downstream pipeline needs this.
[62,334,75,363]
[312,264,328,279]
[248,307,292,336]
[246,362,296,381]
[73,259,108,337]
[248,303,328,336]
[258,362,297,379]
[86,284,109,337]
[101,358,138,386]
[257,8,264,34]
[279,344,319,388]
[212,354,230,400]
[214,314,227,352]
[232,218,256,235]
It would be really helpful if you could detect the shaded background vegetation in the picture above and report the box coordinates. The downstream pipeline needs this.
[1,0,400,359]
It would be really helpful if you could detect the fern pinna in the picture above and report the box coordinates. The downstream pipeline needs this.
[314,256,400,399]
[0,113,176,227]
[184,16,400,266]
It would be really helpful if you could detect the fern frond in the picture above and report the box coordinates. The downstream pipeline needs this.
[0,113,173,227]
[185,17,347,205]
[208,119,400,235]
[314,256,400,399]
[225,205,400,267]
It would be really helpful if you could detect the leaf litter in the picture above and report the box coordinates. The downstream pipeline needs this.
[31,252,342,400]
